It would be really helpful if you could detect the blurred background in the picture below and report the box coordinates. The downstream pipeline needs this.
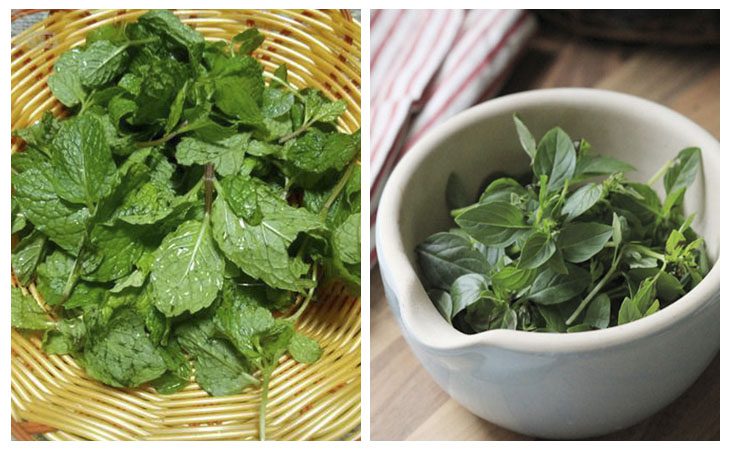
[370,9,719,441]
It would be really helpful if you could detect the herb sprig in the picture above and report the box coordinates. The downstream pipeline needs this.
[11,10,361,440]
[417,115,708,333]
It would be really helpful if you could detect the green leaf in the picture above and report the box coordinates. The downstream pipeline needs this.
[47,49,86,107]
[450,273,490,319]
[151,341,191,394]
[491,266,535,296]
[518,231,556,269]
[13,160,90,253]
[36,250,75,306]
[214,286,275,358]
[150,219,224,317]
[288,332,322,364]
[333,213,360,265]
[42,317,86,354]
[262,87,295,119]
[11,287,52,330]
[12,231,47,285]
[618,297,642,325]
[176,318,258,396]
[533,127,576,192]
[513,114,536,160]
[81,224,147,282]
[557,222,613,263]
[138,9,205,61]
[527,264,590,305]
[177,134,249,176]
[284,129,359,174]
[233,28,265,55]
[304,89,347,123]
[630,268,684,302]
[211,196,322,292]
[82,308,167,388]
[77,40,129,87]
[50,114,118,206]
[416,232,489,291]
[561,183,603,221]
[663,147,701,198]
[454,201,530,247]
[584,293,610,329]
[214,76,264,125]
[575,154,635,177]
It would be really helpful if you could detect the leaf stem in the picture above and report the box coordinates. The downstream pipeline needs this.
[647,159,673,186]
[288,270,318,323]
[266,73,305,102]
[320,161,356,217]
[135,121,196,148]
[204,164,215,214]
[278,121,311,144]
[566,255,621,326]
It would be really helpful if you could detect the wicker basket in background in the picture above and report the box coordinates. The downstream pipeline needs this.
[10,9,361,441]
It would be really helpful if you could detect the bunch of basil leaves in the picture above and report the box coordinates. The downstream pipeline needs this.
[417,115,708,334]
[11,10,360,440]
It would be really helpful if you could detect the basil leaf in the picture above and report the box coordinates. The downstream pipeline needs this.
[454,201,530,247]
[533,127,576,192]
[527,264,590,305]
[561,183,603,221]
[557,222,613,263]
[450,273,490,319]
[513,114,536,160]
[518,231,556,269]
[416,232,489,291]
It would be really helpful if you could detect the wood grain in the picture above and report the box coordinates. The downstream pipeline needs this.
[370,25,720,441]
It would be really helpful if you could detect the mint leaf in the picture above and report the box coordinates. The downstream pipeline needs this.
[284,129,359,174]
[13,161,90,253]
[138,9,205,62]
[332,212,360,265]
[50,114,118,206]
[176,318,258,396]
[82,308,167,388]
[77,40,129,87]
[233,28,265,55]
[47,49,86,107]
[12,231,47,285]
[288,332,322,364]
[150,219,224,317]
[177,134,249,176]
[211,196,321,292]
[11,287,51,330]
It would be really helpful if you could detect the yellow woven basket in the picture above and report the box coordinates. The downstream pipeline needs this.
[10,9,361,441]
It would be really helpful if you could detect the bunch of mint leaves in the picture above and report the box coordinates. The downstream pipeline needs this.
[10,10,360,440]
[417,115,709,334]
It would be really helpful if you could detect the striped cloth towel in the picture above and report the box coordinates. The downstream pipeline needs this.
[370,9,538,266]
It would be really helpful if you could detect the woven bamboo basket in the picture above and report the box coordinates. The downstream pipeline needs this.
[10,9,361,441]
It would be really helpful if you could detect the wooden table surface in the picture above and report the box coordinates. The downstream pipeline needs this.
[370,25,720,441]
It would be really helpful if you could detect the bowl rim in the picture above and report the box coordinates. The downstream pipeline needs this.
[376,87,721,354]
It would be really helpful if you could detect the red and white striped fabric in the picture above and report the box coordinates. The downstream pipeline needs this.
[370,9,538,267]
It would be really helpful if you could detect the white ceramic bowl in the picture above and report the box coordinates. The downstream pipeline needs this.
[375,88,720,439]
